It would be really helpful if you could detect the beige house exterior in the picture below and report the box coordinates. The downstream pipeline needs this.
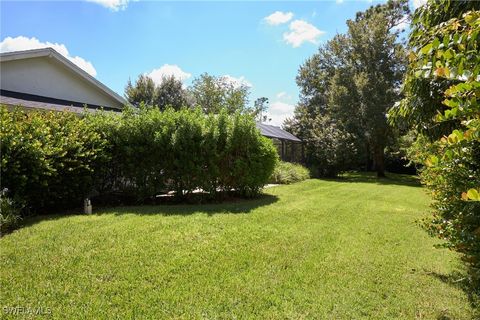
[0,48,126,113]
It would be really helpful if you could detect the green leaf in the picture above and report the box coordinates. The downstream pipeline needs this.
[420,43,433,55]
[426,155,439,167]
[464,12,478,25]
[443,99,458,108]
[443,48,454,60]
[452,129,464,141]
[443,149,454,161]
[466,189,480,201]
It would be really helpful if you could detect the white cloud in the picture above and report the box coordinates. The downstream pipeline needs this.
[276,91,293,102]
[86,0,130,11]
[276,92,287,99]
[221,75,252,89]
[0,36,97,77]
[412,0,428,8]
[266,101,295,126]
[283,20,325,48]
[336,0,344,3]
[147,64,192,85]
[264,11,294,26]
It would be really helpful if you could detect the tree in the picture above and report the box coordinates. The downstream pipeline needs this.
[154,76,191,110]
[125,74,190,110]
[288,0,409,177]
[389,0,480,284]
[253,97,270,122]
[125,75,156,107]
[190,73,250,114]
[342,0,409,177]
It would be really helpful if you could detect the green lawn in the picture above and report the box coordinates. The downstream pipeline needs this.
[0,173,476,319]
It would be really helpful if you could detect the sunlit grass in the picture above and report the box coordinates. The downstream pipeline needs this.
[0,173,475,319]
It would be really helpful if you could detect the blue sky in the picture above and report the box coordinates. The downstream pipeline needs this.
[0,0,422,125]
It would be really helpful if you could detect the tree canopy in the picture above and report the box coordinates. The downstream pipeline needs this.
[124,73,253,115]
[125,75,190,110]
[286,0,409,177]
[189,73,251,114]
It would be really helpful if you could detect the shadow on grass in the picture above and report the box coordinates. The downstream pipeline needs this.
[330,171,422,188]
[10,194,279,235]
[427,270,480,319]
[100,193,279,217]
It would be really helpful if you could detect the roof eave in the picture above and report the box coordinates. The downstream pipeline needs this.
[0,48,126,108]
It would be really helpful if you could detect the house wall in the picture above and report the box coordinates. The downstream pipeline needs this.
[0,56,123,109]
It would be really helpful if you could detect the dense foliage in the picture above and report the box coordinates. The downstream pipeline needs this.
[125,75,191,110]
[269,161,310,184]
[189,73,251,114]
[0,189,22,235]
[286,0,409,177]
[89,107,278,200]
[389,0,480,284]
[1,107,107,213]
[125,72,252,115]
[0,106,278,224]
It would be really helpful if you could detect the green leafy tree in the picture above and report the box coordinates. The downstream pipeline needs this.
[125,74,190,110]
[155,76,191,110]
[190,73,250,114]
[289,0,409,177]
[125,74,156,106]
[253,97,270,122]
[389,0,480,285]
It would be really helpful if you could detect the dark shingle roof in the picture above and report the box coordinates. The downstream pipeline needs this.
[256,122,301,142]
[0,90,121,113]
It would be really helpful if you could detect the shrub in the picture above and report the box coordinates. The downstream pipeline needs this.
[304,117,357,177]
[389,3,480,284]
[0,107,108,213]
[1,106,277,214]
[0,189,23,235]
[226,114,278,196]
[270,161,310,184]
[87,107,278,200]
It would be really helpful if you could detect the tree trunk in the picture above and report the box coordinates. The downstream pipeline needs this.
[365,142,371,171]
[374,144,386,178]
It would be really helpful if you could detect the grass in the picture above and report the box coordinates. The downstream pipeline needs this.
[0,173,476,319]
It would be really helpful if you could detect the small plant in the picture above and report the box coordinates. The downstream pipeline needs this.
[0,189,22,235]
[269,161,310,184]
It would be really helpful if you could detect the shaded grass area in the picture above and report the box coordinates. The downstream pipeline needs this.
[338,171,422,187]
[0,173,476,319]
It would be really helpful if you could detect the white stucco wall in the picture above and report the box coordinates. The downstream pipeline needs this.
[0,56,123,109]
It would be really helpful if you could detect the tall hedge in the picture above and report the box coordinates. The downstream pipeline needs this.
[0,106,278,215]
[1,107,107,212]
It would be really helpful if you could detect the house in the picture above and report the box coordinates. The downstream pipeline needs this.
[0,48,126,113]
[256,122,303,163]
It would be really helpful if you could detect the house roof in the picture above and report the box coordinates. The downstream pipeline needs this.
[1,93,92,114]
[0,48,127,108]
[256,122,301,142]
[0,89,120,113]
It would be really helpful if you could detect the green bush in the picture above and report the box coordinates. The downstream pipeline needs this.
[270,161,310,184]
[86,107,278,200]
[0,189,22,235]
[389,3,480,284]
[0,107,107,212]
[1,106,277,213]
